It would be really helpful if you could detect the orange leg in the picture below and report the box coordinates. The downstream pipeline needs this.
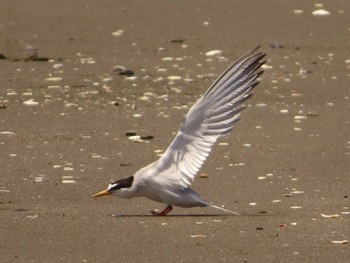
[151,205,173,216]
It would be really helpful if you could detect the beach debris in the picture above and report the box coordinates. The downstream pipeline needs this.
[45,77,63,82]
[331,240,348,244]
[199,173,209,178]
[190,235,206,238]
[307,112,318,117]
[293,10,303,14]
[205,50,223,57]
[112,29,124,37]
[0,103,6,109]
[290,206,302,209]
[321,213,340,218]
[256,227,263,230]
[167,76,181,81]
[23,99,39,106]
[170,38,184,43]
[312,9,330,16]
[112,65,135,76]
[270,43,284,49]
[0,131,15,135]
[126,132,154,143]
[61,175,76,184]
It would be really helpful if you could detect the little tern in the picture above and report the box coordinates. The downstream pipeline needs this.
[93,46,265,216]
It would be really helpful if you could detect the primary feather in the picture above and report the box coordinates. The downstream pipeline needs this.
[146,46,265,188]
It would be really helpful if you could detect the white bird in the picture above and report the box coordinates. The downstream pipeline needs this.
[93,46,265,216]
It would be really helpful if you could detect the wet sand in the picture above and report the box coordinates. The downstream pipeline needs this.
[1,1,349,262]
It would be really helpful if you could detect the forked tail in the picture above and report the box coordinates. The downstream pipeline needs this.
[209,203,240,216]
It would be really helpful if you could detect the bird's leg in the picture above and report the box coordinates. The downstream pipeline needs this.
[150,205,173,216]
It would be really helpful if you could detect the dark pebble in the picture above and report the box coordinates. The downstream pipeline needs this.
[15,208,29,212]
[112,65,135,76]
[0,103,6,109]
[256,227,264,230]
[0,54,6,59]
[120,163,132,167]
[140,135,154,140]
[118,69,135,76]
[125,131,137,137]
[170,38,184,43]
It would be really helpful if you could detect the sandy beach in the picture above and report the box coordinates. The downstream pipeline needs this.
[1,1,349,262]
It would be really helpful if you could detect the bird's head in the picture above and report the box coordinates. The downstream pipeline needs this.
[93,176,134,198]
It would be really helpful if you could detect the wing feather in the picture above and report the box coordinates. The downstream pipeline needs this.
[146,47,265,187]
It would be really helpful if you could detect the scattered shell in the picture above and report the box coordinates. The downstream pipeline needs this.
[205,50,223,57]
[294,10,303,14]
[272,200,282,203]
[45,77,63,82]
[112,30,124,36]
[0,131,15,135]
[321,213,340,218]
[294,116,307,120]
[331,240,348,244]
[290,206,302,209]
[307,112,318,117]
[162,57,173,61]
[167,76,181,81]
[23,99,39,106]
[312,9,330,16]
[249,202,257,206]
[291,190,304,194]
[280,109,289,114]
[190,235,206,238]
[61,180,76,184]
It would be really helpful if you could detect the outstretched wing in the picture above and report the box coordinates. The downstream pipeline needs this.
[147,46,265,187]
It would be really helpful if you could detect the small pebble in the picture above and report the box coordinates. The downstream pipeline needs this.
[199,173,209,178]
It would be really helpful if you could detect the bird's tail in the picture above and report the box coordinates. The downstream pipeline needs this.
[209,203,240,216]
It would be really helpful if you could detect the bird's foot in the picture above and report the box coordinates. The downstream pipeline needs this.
[150,205,173,216]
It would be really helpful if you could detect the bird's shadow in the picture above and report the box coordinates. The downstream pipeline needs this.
[111,213,270,218]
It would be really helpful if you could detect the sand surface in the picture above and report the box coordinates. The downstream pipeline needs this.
[1,1,349,262]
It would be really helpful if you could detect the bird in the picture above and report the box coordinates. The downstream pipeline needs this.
[93,46,266,216]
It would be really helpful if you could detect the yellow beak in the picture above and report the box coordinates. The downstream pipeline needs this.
[92,189,111,198]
